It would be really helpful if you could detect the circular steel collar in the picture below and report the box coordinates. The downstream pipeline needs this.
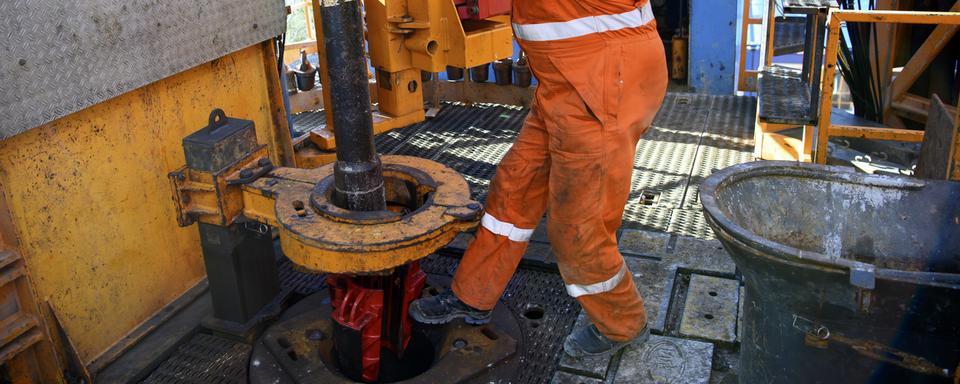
[275,155,481,274]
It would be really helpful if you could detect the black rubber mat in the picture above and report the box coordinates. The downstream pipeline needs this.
[140,334,251,384]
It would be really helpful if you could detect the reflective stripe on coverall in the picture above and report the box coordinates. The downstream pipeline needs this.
[451,0,668,342]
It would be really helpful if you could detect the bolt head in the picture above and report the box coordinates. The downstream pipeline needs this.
[240,169,253,178]
[306,329,325,341]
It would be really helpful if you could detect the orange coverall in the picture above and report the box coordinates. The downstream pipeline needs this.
[451,0,668,341]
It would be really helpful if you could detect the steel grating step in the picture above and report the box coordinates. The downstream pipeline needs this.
[758,66,814,125]
[140,334,250,384]
[773,16,807,56]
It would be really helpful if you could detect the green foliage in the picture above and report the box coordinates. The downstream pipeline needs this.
[286,5,312,43]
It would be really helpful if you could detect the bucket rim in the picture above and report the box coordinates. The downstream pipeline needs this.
[700,161,960,288]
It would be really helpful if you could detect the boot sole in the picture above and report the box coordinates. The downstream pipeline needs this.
[408,301,491,325]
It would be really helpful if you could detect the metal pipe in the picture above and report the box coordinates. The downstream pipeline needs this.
[319,0,386,212]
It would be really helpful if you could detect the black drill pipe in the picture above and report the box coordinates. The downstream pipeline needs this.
[320,0,386,212]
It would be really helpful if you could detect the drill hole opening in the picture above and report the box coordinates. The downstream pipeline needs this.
[292,200,305,210]
[704,314,714,320]
[426,40,439,55]
[407,80,418,93]
[708,291,718,297]
[522,304,545,320]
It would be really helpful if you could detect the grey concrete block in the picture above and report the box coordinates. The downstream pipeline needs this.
[551,371,605,384]
[619,229,670,258]
[625,258,669,332]
[679,275,740,343]
[559,312,613,379]
[664,236,736,276]
[614,335,714,384]
[736,285,745,344]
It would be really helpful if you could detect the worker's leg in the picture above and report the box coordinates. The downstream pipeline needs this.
[449,105,551,310]
[529,34,667,344]
[409,104,551,323]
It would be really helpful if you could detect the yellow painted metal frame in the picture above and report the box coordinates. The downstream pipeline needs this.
[0,42,292,368]
[815,9,960,163]
[737,0,766,93]
[297,0,513,160]
[171,154,480,274]
[0,183,62,383]
[751,0,816,162]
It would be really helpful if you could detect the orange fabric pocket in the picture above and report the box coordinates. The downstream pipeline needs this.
[548,147,604,224]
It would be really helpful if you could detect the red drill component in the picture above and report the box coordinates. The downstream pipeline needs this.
[454,0,511,20]
[328,262,426,382]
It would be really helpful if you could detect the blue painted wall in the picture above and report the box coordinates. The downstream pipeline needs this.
[689,0,738,94]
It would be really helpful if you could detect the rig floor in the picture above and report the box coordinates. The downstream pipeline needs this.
[121,92,754,384]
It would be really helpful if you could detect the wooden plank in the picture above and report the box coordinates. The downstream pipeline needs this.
[261,40,296,167]
[916,95,958,179]
[425,81,535,107]
[288,88,326,114]
[835,10,960,24]
[828,125,925,142]
[737,0,753,92]
[891,93,960,124]
[886,2,960,106]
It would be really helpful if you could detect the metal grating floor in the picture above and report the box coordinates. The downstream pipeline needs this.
[144,94,755,383]
[141,334,251,384]
[290,93,757,239]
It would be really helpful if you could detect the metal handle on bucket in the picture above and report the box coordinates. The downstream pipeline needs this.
[792,315,952,379]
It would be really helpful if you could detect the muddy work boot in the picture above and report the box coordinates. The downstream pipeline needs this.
[409,291,492,325]
[563,324,650,358]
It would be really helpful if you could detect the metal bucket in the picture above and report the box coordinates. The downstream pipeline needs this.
[700,161,960,383]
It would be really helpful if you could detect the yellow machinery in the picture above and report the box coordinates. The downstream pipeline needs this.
[0,0,512,381]
[296,0,514,166]
[164,2,509,381]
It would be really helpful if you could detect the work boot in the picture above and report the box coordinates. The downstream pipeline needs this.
[409,291,492,325]
[563,324,650,358]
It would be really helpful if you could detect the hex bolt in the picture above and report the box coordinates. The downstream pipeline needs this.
[467,203,480,211]
[258,158,272,167]
[306,329,325,341]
